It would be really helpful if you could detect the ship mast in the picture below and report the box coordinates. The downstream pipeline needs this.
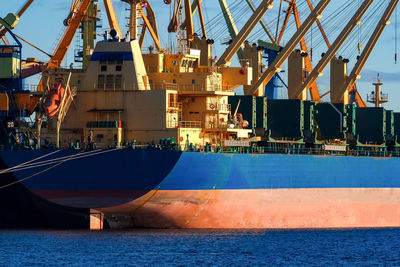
[367,75,389,107]
[122,0,140,40]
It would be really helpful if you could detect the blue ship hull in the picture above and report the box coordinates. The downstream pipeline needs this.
[1,148,400,228]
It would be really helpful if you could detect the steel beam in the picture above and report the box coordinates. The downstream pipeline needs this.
[103,0,123,39]
[218,0,243,60]
[244,0,277,46]
[216,0,274,66]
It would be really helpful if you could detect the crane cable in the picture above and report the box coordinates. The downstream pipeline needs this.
[275,0,283,42]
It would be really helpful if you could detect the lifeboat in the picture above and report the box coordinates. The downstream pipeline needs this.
[43,83,68,118]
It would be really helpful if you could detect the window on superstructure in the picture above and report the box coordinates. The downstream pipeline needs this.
[100,55,107,64]
[169,93,177,108]
[192,79,195,84]
[116,55,123,64]
[101,65,107,72]
[188,61,194,68]
[115,75,122,89]
[172,61,178,66]
[181,60,187,67]
[116,65,122,71]
[108,55,116,64]
[97,75,105,89]
[173,79,176,84]
[106,75,114,89]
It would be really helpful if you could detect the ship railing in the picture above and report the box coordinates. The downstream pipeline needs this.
[367,93,389,103]
[150,83,235,92]
[205,122,229,130]
[178,121,202,128]
[96,81,149,91]
[23,84,39,92]
[168,102,182,109]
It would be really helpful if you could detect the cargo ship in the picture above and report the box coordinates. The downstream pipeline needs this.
[1,0,400,229]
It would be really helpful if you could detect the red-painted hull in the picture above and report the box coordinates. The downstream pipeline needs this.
[100,188,400,229]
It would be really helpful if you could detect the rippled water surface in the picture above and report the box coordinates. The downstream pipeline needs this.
[1,228,400,266]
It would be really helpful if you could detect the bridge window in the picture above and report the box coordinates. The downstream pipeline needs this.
[115,75,122,89]
[106,75,114,89]
[97,75,105,89]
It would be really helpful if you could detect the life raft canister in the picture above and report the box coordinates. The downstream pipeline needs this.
[43,83,68,118]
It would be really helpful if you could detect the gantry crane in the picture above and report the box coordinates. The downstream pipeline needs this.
[0,0,34,46]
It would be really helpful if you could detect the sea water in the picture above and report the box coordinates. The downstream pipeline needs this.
[1,228,400,266]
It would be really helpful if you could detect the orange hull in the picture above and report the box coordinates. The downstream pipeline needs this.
[101,188,400,229]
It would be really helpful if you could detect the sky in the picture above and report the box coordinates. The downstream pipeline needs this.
[1,0,400,110]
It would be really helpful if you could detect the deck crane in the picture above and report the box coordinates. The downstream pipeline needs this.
[166,0,206,46]
[138,1,162,51]
[29,0,93,115]
[216,0,275,67]
[218,0,245,61]
[277,0,364,106]
[218,0,283,98]
[333,0,399,104]
[274,0,323,101]
[278,0,367,107]
[121,0,162,51]
[249,0,332,96]
[291,0,375,100]
[244,0,277,47]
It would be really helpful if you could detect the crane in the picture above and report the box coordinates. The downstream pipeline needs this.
[333,0,399,104]
[291,0,375,100]
[216,0,275,67]
[249,0,332,96]
[103,0,123,39]
[218,0,283,99]
[274,0,323,101]
[166,0,206,46]
[0,0,34,45]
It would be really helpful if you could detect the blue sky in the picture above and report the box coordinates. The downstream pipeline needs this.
[2,0,400,110]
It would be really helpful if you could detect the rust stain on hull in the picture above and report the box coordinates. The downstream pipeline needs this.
[100,188,400,229]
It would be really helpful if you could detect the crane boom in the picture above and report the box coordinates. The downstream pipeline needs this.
[48,0,92,68]
[293,0,375,99]
[244,0,276,46]
[334,0,399,104]
[139,7,162,51]
[216,0,274,66]
[196,0,207,38]
[103,0,123,39]
[292,4,321,101]
[249,0,332,96]
[184,0,194,44]
[218,0,243,60]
